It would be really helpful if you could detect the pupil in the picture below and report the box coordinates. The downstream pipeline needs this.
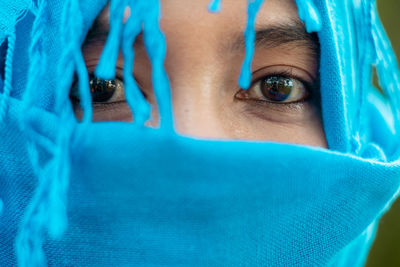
[261,76,293,101]
[89,76,116,102]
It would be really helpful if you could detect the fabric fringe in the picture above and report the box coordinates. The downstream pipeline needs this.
[15,0,52,264]
[95,0,125,81]
[56,0,92,122]
[0,31,16,122]
[122,1,151,125]
[15,0,78,266]
[295,0,322,33]
[96,0,173,129]
[141,0,173,130]
[208,0,222,13]
[20,1,47,119]
[238,0,264,90]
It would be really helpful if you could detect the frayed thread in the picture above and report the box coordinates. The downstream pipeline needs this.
[238,0,264,90]
[15,0,52,264]
[295,0,322,33]
[95,0,125,80]
[15,0,79,266]
[142,0,173,130]
[98,0,173,129]
[0,32,16,123]
[208,0,222,13]
[122,1,151,125]
[20,1,47,119]
[56,0,92,123]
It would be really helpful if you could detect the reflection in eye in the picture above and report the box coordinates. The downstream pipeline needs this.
[235,75,310,104]
[70,74,125,105]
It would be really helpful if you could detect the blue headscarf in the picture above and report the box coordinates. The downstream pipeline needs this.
[1,0,400,266]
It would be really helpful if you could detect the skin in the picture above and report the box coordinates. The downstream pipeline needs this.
[74,0,328,148]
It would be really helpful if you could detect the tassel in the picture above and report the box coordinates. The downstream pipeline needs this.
[95,0,126,80]
[122,1,151,125]
[295,0,322,33]
[16,0,79,265]
[15,0,49,265]
[0,32,16,123]
[238,0,264,90]
[142,0,174,131]
[208,0,222,13]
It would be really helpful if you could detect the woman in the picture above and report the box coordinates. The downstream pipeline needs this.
[0,0,399,266]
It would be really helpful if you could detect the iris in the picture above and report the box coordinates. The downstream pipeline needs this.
[89,76,117,102]
[70,75,126,104]
[261,76,293,102]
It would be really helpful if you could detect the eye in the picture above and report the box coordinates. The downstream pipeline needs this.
[70,74,125,104]
[235,75,310,104]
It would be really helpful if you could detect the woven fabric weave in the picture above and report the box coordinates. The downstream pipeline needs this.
[1,0,400,266]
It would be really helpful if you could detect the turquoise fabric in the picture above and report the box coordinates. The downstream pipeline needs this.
[1,0,400,266]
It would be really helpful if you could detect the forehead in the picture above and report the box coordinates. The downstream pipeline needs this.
[160,0,299,24]
[86,0,316,70]
[97,0,301,32]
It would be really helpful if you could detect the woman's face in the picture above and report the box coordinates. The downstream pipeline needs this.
[74,0,328,148]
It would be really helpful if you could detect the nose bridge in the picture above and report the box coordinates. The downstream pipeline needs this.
[164,45,228,138]
[170,77,226,138]
[159,14,230,138]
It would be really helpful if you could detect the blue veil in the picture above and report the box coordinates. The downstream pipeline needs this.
[1,0,400,266]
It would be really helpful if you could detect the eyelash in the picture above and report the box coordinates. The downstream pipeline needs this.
[94,75,126,107]
[70,73,127,108]
[71,68,316,112]
[239,69,315,106]
[256,69,312,92]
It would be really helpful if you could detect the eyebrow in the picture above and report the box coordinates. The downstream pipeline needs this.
[230,19,319,56]
[84,16,319,57]
[83,16,146,49]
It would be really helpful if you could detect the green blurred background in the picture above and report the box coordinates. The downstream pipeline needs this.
[366,1,400,266]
